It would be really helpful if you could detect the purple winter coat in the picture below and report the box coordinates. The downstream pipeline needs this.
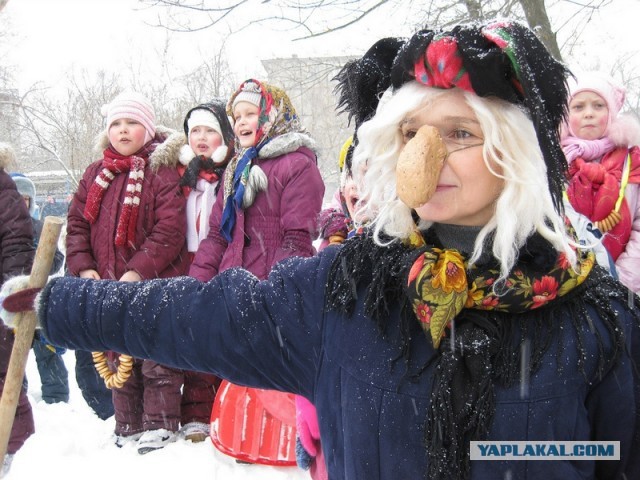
[66,129,190,280]
[0,168,35,454]
[190,133,324,281]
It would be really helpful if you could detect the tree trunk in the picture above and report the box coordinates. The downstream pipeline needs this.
[518,0,563,61]
[0,0,8,12]
[462,0,483,20]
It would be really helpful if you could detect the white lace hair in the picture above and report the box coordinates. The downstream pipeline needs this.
[353,81,576,281]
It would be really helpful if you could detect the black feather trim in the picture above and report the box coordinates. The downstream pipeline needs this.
[324,231,638,480]
[333,37,405,130]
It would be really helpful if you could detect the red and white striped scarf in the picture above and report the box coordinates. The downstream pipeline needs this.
[84,148,146,248]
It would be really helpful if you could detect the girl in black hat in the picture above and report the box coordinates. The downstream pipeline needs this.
[174,100,234,444]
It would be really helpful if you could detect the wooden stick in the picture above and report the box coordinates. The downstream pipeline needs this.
[0,216,64,469]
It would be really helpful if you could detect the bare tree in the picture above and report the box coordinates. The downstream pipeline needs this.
[180,39,237,102]
[15,71,122,186]
[10,39,238,193]
[140,0,620,64]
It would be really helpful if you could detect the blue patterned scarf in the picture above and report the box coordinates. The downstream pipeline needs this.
[219,146,258,242]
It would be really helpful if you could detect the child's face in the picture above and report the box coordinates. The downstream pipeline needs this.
[189,126,223,161]
[342,177,359,220]
[568,91,609,140]
[402,89,503,227]
[233,102,260,148]
[108,118,148,156]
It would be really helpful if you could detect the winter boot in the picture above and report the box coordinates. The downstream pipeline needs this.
[1,453,13,477]
[137,428,177,455]
[180,422,209,443]
[114,432,143,448]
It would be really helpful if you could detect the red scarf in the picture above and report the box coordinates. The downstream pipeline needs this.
[177,163,220,197]
[84,146,150,248]
[567,147,640,259]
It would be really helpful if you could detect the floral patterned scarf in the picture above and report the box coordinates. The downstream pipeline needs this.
[324,226,621,480]
[406,234,594,348]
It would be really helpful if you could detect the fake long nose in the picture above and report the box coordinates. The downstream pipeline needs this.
[396,125,447,209]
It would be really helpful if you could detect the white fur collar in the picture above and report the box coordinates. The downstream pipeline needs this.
[259,132,316,159]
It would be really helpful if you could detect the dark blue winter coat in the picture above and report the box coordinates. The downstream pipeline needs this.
[39,247,639,480]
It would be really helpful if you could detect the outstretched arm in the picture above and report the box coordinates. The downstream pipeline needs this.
[39,250,334,397]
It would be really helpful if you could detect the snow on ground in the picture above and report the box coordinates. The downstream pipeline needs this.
[8,351,308,480]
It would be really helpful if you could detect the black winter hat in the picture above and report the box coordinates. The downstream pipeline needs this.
[183,99,235,148]
[180,98,235,189]
[333,37,405,176]
[333,37,405,130]
[390,20,571,213]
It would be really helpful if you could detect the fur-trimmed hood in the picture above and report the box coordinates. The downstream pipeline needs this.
[235,131,318,210]
[0,143,17,170]
[258,131,317,159]
[92,125,186,171]
[609,113,640,147]
[149,128,187,170]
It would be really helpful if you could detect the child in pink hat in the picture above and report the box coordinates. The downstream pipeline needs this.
[562,72,640,292]
[66,90,190,453]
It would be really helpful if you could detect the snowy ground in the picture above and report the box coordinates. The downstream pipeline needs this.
[8,351,309,480]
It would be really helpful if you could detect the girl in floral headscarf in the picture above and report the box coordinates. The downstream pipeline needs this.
[189,79,324,282]
[561,71,640,292]
[189,79,324,464]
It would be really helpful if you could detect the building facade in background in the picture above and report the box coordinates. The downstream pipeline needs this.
[262,55,355,201]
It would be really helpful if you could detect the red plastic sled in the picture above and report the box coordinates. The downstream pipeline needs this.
[209,380,298,466]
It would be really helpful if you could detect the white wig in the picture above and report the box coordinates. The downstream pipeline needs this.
[352,81,576,281]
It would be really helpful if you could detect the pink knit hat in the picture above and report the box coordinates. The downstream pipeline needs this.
[568,72,626,128]
[101,91,156,141]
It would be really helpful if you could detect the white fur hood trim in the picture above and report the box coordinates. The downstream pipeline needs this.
[258,132,317,159]
[150,128,187,170]
[92,125,185,170]
[0,143,16,170]
[609,114,640,147]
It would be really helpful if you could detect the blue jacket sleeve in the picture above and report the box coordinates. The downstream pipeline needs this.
[40,249,337,397]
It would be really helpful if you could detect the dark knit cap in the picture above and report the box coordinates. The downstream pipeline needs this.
[183,99,235,148]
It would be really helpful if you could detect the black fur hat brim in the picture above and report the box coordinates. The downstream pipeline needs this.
[334,37,405,130]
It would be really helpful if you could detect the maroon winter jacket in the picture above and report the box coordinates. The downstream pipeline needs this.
[0,168,35,454]
[190,135,324,281]
[66,131,190,280]
[0,171,34,285]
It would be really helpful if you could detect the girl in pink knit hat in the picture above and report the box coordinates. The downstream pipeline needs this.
[65,91,191,453]
[561,71,640,293]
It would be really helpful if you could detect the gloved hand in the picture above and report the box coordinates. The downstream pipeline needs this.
[0,275,42,329]
[317,208,349,241]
